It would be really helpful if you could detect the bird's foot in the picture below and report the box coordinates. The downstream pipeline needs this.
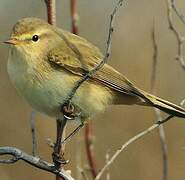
[62,103,81,120]
[52,152,69,167]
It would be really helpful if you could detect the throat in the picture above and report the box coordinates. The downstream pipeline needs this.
[7,47,39,91]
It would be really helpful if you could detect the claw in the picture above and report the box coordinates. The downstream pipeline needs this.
[52,152,69,166]
[62,103,81,120]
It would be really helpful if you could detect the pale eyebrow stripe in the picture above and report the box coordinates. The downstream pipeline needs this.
[13,28,51,40]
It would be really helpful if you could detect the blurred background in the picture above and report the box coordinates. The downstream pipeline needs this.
[1,0,185,179]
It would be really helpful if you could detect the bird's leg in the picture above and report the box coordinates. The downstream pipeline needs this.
[52,102,81,168]
[52,118,68,169]
[52,102,83,168]
[61,102,84,144]
[62,102,81,120]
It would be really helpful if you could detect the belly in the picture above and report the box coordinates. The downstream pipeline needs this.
[7,53,114,119]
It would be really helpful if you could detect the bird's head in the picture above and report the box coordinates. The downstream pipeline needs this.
[4,17,61,58]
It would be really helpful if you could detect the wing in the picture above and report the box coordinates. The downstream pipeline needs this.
[45,28,185,118]
[48,28,142,97]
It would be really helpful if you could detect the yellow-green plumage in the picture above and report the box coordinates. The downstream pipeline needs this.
[7,41,114,119]
[6,17,185,120]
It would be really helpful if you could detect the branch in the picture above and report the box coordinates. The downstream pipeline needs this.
[52,118,68,169]
[150,23,158,92]
[44,2,69,180]
[154,108,168,180]
[1,1,70,180]
[70,0,97,178]
[171,0,185,25]
[79,168,89,180]
[0,146,74,180]
[66,0,127,176]
[70,0,79,34]
[29,110,37,156]
[166,0,185,69]
[64,0,126,105]
[44,0,56,26]
[54,117,68,180]
[95,115,173,180]
[85,123,97,177]
[151,23,168,180]
[105,151,111,180]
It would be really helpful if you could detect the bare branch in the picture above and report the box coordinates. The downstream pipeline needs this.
[78,168,89,180]
[0,146,74,180]
[171,0,185,25]
[105,151,111,180]
[155,108,168,180]
[95,115,173,180]
[69,1,97,177]
[0,157,18,164]
[44,2,69,180]
[29,110,37,156]
[150,23,158,92]
[52,118,68,169]
[64,0,126,104]
[60,2,127,179]
[85,123,97,178]
[67,0,127,177]
[44,0,56,25]
[70,0,79,34]
[166,0,185,69]
[151,23,168,180]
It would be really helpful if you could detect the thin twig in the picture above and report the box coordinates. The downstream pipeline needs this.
[1,1,69,180]
[61,123,84,145]
[54,117,68,180]
[29,110,37,157]
[70,0,79,34]
[150,23,158,92]
[44,1,68,180]
[85,123,97,178]
[44,0,56,26]
[78,167,89,180]
[95,115,174,180]
[58,1,127,173]
[171,0,185,25]
[66,0,126,177]
[64,0,126,105]
[155,108,168,180]
[166,0,185,69]
[0,147,74,180]
[52,118,68,169]
[70,1,97,177]
[151,23,168,180]
[105,151,110,180]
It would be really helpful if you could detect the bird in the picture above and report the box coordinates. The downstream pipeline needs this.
[4,17,185,123]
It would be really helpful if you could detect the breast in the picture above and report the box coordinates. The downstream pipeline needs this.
[8,48,64,117]
[7,47,114,119]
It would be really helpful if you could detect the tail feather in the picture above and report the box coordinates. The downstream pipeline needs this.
[143,92,185,118]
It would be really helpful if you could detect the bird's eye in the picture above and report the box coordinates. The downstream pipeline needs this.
[32,35,39,42]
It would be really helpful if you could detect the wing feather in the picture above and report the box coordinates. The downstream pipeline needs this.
[48,28,141,97]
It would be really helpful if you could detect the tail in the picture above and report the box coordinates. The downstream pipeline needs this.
[138,90,185,118]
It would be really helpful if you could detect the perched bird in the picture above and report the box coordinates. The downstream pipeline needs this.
[4,17,185,122]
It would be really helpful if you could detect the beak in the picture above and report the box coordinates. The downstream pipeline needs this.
[3,38,19,45]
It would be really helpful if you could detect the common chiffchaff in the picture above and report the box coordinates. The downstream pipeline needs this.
[4,18,185,121]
